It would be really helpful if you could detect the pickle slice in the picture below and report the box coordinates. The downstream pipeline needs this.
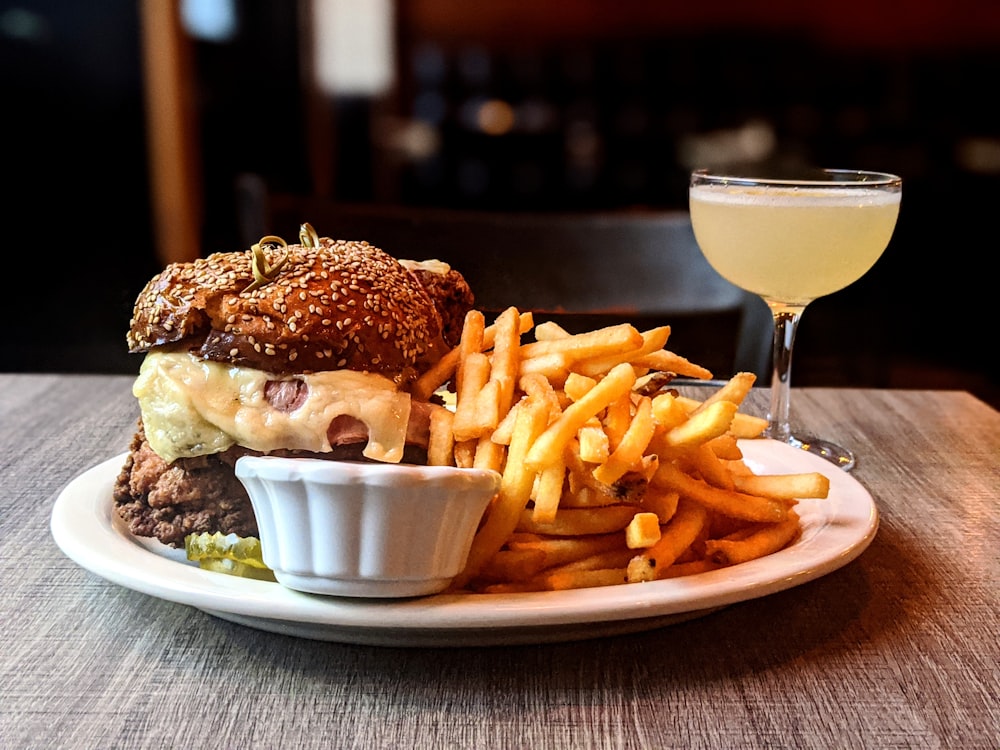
[197,557,277,581]
[184,532,276,582]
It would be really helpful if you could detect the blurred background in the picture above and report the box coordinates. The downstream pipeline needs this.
[3,0,999,407]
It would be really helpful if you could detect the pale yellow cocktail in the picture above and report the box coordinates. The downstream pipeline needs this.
[689,184,900,305]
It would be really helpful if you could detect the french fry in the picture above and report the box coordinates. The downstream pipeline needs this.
[625,512,662,548]
[474,379,503,427]
[673,395,767,438]
[476,547,548,583]
[634,325,673,353]
[519,371,560,403]
[524,362,636,473]
[602,391,634,452]
[473,433,506,474]
[512,311,536,336]
[658,559,724,578]
[427,406,455,466]
[519,373,564,436]
[474,308,533,353]
[411,348,460,402]
[731,472,830,500]
[662,400,738,448]
[488,306,522,418]
[507,532,623,568]
[651,461,788,523]
[577,418,610,463]
[500,310,535,340]
[531,446,567,523]
[451,352,494,441]
[705,434,743,460]
[724,459,754,477]
[690,372,756,413]
[520,323,644,363]
[626,497,709,582]
[517,504,637,535]
[728,412,768,439]
[704,511,801,565]
[637,453,659,481]
[456,310,486,391]
[572,325,671,377]
[593,396,656,485]
[543,548,636,574]
[685,443,735,490]
[560,475,623,508]
[490,396,522,446]
[627,349,713,380]
[519,351,571,383]
[563,372,597,402]
[505,531,544,544]
[539,566,628,591]
[479,580,548,594]
[651,391,691,430]
[453,439,476,469]
[533,320,571,340]
[641,487,680,523]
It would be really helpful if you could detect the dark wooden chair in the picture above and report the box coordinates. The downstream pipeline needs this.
[235,179,772,380]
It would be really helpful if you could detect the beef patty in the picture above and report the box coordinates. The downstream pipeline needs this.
[112,419,428,547]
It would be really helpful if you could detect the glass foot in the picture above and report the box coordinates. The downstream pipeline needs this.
[788,433,856,471]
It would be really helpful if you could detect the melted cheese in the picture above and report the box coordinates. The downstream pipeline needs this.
[134,351,412,464]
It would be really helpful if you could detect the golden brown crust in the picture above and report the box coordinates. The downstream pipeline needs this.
[127,238,465,378]
[400,260,475,349]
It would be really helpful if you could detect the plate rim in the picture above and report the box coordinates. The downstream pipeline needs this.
[50,440,878,642]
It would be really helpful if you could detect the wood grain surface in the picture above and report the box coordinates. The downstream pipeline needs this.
[2,374,997,749]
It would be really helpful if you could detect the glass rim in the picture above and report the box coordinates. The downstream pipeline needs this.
[690,168,902,188]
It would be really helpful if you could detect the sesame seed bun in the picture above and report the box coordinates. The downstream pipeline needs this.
[127,238,473,379]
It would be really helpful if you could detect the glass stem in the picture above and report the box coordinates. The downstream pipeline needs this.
[765,304,806,444]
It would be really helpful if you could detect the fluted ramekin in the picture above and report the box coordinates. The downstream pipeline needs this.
[234,456,500,598]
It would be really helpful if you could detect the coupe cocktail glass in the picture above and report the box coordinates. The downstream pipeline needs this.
[689,167,902,470]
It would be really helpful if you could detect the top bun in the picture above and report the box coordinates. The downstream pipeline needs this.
[127,236,474,380]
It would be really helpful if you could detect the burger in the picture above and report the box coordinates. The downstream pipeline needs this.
[112,225,475,548]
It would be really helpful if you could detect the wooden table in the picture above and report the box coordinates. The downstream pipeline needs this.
[2,373,998,749]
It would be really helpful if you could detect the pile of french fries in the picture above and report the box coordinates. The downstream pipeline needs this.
[412,307,830,594]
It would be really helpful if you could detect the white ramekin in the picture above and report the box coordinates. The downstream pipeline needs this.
[234,456,500,598]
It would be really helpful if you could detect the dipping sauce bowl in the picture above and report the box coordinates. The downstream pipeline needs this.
[235,456,500,598]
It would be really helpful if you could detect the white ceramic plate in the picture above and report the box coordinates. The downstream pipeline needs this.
[50,440,878,647]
